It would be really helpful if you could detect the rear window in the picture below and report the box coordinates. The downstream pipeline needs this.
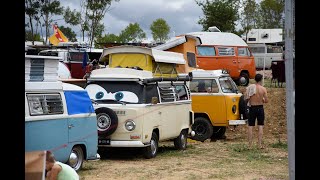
[27,93,63,116]
[238,47,251,56]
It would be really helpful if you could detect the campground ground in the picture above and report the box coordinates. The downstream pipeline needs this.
[78,72,289,180]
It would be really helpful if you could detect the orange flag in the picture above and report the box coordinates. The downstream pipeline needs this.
[49,24,69,45]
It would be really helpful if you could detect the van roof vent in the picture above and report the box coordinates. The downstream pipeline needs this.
[208,26,221,32]
[25,55,62,82]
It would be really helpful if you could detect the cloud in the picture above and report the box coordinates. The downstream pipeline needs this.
[58,0,203,40]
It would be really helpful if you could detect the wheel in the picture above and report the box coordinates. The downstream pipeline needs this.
[143,132,158,159]
[239,72,249,86]
[67,146,84,171]
[191,117,213,142]
[95,108,118,136]
[174,130,188,150]
[211,126,226,140]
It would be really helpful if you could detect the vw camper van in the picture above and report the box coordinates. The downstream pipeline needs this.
[25,55,99,171]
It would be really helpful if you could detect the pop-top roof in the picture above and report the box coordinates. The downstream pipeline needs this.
[88,68,153,81]
[185,32,248,47]
[100,45,186,64]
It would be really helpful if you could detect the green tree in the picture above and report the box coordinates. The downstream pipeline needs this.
[256,0,284,28]
[196,0,240,33]
[39,0,64,44]
[63,0,89,42]
[150,18,171,43]
[95,33,120,48]
[25,0,40,45]
[58,26,78,42]
[25,30,43,42]
[240,0,259,42]
[86,0,120,47]
[119,23,146,43]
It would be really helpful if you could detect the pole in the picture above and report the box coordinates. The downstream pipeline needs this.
[262,44,266,86]
[285,0,295,179]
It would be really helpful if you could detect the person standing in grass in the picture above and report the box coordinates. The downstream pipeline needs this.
[245,74,268,149]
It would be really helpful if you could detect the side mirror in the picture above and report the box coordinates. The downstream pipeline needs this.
[151,97,159,104]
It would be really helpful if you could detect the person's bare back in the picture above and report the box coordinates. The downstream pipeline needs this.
[249,84,268,106]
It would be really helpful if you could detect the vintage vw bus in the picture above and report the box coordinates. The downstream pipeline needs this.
[25,55,99,171]
[86,46,195,158]
[188,69,247,141]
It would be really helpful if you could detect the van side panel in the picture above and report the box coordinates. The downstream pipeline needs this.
[191,94,227,126]
[224,94,242,121]
[25,118,71,163]
[237,48,256,79]
[67,115,98,160]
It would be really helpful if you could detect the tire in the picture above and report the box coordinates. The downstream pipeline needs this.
[95,108,118,136]
[191,117,213,142]
[239,72,249,86]
[143,132,158,159]
[174,130,188,150]
[67,146,84,171]
[211,126,226,140]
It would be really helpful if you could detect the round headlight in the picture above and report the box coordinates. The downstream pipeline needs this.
[125,120,136,131]
[232,105,236,114]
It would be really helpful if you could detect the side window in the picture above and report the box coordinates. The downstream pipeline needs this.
[145,84,159,103]
[69,52,88,62]
[158,84,175,102]
[197,46,216,56]
[218,47,235,56]
[186,52,197,68]
[190,79,217,93]
[27,93,64,116]
[238,47,250,56]
[174,85,189,100]
[210,79,219,93]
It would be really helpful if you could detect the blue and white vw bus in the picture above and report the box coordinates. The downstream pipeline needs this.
[25,55,99,171]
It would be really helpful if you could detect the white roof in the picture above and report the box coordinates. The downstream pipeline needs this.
[88,68,153,81]
[62,82,85,91]
[100,45,186,64]
[25,81,63,91]
[185,32,248,47]
[154,35,202,50]
[25,55,62,60]
[191,69,230,78]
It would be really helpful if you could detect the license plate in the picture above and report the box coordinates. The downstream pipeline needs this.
[98,139,110,145]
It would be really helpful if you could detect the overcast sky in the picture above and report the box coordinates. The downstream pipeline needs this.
[56,0,204,42]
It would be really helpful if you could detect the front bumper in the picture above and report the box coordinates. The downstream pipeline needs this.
[98,140,149,147]
[228,119,247,125]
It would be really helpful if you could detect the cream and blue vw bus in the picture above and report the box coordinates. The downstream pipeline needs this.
[25,55,99,171]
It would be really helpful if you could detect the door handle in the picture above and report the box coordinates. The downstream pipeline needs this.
[68,124,74,129]
[158,111,162,115]
[232,60,236,63]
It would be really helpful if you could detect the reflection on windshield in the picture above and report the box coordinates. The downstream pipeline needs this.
[219,77,238,93]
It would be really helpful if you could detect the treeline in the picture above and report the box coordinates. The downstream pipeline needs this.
[25,0,284,46]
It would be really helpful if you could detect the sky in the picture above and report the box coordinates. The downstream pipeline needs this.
[54,0,204,42]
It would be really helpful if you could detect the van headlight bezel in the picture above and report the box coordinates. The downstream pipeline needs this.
[125,120,136,131]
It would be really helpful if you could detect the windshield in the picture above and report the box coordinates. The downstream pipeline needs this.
[85,81,144,104]
[218,77,239,93]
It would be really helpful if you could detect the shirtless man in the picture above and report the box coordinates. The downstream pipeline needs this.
[245,74,268,149]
